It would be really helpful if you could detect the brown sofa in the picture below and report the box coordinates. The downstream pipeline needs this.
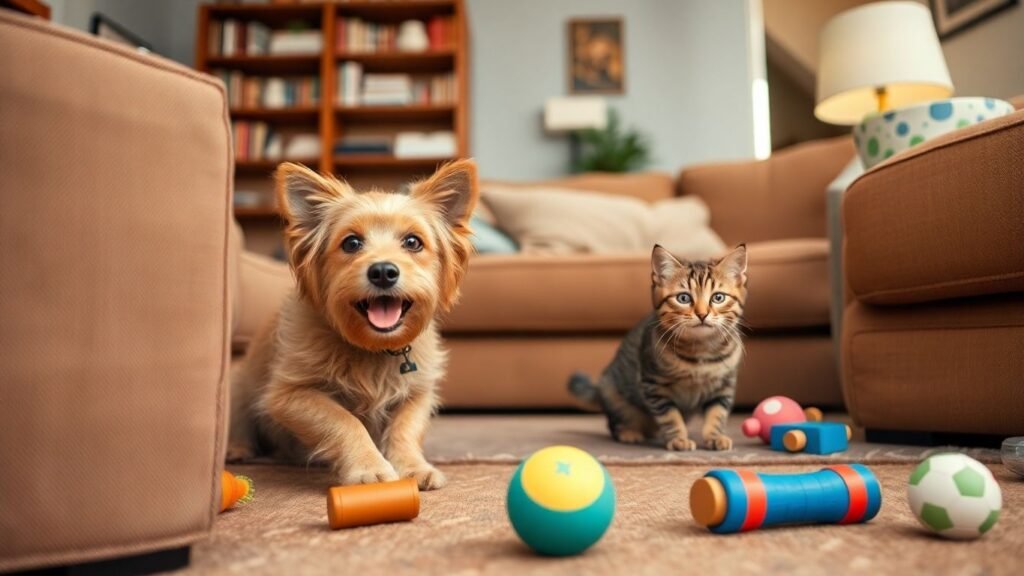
[0,12,231,572]
[841,105,1024,437]
[233,137,855,409]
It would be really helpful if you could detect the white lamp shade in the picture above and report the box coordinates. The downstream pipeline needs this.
[815,1,953,125]
[544,97,607,132]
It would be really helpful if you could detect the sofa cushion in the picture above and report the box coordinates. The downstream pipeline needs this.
[443,238,831,334]
[481,186,725,258]
[842,296,1024,435]
[483,171,675,203]
[679,136,854,245]
[844,109,1024,306]
[234,251,293,353]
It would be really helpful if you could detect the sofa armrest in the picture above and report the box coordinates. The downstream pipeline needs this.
[0,12,231,571]
[843,109,1024,306]
[678,136,854,245]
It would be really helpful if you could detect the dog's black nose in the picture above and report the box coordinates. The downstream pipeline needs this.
[367,262,400,288]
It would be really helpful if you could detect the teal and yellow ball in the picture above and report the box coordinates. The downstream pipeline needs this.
[506,445,615,556]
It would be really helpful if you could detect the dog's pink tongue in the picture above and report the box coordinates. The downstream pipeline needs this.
[367,298,402,329]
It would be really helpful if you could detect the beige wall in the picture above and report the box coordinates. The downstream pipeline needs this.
[768,60,847,149]
[764,0,1024,99]
[937,2,1024,98]
[763,0,870,75]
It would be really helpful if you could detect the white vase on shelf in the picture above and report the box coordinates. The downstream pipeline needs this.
[397,20,429,53]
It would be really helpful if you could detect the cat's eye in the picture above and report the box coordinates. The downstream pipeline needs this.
[341,235,363,253]
[676,293,692,305]
[402,234,424,252]
[711,292,728,304]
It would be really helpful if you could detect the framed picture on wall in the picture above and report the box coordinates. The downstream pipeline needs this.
[90,13,154,53]
[930,0,1018,38]
[568,18,625,94]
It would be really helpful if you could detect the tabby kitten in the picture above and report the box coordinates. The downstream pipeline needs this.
[569,244,748,451]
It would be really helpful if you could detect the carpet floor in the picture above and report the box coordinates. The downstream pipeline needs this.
[191,416,1020,575]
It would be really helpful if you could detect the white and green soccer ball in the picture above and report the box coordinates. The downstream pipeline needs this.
[907,453,1002,540]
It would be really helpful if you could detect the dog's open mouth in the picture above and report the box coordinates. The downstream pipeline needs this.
[354,297,413,333]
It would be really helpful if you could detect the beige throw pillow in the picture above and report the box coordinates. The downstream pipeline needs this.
[482,185,726,259]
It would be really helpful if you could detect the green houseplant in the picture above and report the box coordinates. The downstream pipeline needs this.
[573,109,651,173]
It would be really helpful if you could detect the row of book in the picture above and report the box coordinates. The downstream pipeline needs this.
[335,131,456,158]
[335,15,454,53]
[232,121,273,162]
[337,62,456,106]
[214,71,320,109]
[209,19,323,56]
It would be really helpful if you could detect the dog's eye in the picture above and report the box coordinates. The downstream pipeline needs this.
[341,235,363,253]
[712,292,727,304]
[676,293,692,305]
[402,235,423,252]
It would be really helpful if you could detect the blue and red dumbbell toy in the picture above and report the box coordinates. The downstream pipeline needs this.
[770,421,852,455]
[689,465,882,534]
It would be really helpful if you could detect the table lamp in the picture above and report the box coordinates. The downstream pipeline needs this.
[544,96,608,170]
[815,1,1013,168]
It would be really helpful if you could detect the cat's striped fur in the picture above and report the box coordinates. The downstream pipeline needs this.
[569,244,748,451]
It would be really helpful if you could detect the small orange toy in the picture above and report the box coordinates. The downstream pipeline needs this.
[326,478,420,529]
[220,470,254,512]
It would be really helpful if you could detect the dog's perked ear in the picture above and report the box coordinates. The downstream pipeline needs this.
[275,162,351,228]
[410,159,479,227]
[410,159,480,312]
[274,162,352,307]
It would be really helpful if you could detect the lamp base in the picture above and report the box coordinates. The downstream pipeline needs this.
[854,97,1014,169]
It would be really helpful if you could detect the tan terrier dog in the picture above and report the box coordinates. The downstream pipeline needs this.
[228,160,478,490]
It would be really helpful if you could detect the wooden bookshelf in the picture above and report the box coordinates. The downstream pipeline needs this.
[196,0,469,221]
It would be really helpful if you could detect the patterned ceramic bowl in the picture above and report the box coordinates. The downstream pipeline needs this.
[854,97,1015,169]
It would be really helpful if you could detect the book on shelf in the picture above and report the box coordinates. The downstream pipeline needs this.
[337,62,363,106]
[233,122,319,162]
[215,71,320,109]
[334,134,393,155]
[336,15,454,53]
[209,19,271,56]
[335,66,456,106]
[426,16,455,49]
[393,131,456,158]
[268,30,322,55]
[209,21,321,57]
[362,73,413,106]
[233,120,272,162]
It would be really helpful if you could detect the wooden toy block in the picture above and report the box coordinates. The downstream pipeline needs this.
[770,421,851,455]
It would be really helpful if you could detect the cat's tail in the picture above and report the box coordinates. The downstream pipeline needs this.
[567,371,602,412]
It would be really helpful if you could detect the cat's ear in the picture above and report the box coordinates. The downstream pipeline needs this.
[651,244,685,286]
[716,244,748,284]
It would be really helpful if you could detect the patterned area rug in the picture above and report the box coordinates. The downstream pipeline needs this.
[194,462,1023,575]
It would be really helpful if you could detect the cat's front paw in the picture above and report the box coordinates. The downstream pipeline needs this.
[703,435,733,451]
[616,429,645,444]
[665,436,697,451]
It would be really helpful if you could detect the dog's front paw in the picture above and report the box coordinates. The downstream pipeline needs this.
[225,442,255,463]
[399,464,447,491]
[703,434,733,451]
[665,436,697,451]
[339,457,399,486]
